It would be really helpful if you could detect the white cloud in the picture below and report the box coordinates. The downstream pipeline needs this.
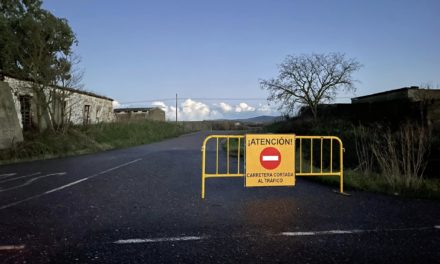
[148,99,279,121]
[151,101,167,110]
[235,102,255,112]
[219,102,233,112]
[181,99,213,121]
[257,103,273,114]
[153,99,221,121]
[112,100,121,109]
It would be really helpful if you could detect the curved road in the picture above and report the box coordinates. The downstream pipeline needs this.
[0,131,439,263]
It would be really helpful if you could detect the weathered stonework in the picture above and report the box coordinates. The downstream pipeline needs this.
[4,76,114,129]
[114,107,165,122]
[0,81,24,149]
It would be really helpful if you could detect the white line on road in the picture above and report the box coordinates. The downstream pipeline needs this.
[0,173,17,178]
[0,172,66,192]
[44,178,89,194]
[114,236,205,244]
[0,245,25,251]
[281,226,437,237]
[0,159,142,210]
[0,172,41,184]
[281,230,363,236]
[113,226,440,245]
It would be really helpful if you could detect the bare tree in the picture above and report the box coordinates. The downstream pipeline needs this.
[51,53,84,132]
[260,53,362,121]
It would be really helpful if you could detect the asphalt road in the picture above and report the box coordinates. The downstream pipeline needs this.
[0,131,439,263]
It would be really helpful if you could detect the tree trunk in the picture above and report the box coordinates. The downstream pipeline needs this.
[311,105,319,123]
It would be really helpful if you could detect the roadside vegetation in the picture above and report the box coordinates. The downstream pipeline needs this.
[0,120,185,164]
[222,137,246,157]
[264,119,440,199]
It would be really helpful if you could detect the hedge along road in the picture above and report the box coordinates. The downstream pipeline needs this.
[0,131,439,263]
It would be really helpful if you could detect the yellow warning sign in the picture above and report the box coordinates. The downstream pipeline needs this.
[245,134,295,187]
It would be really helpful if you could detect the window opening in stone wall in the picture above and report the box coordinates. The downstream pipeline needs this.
[83,104,91,125]
[19,95,32,130]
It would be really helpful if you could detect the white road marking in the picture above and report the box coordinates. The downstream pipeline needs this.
[0,245,25,251]
[281,230,363,236]
[0,159,142,210]
[0,173,66,192]
[281,226,436,237]
[114,226,440,245]
[0,172,41,184]
[44,178,89,194]
[114,236,205,244]
[0,173,17,178]
[262,155,279,161]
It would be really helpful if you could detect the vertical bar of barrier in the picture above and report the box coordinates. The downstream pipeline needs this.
[320,137,323,173]
[310,138,313,173]
[227,137,230,174]
[216,137,219,174]
[340,141,344,193]
[299,138,302,173]
[237,137,240,174]
[330,139,333,173]
[202,139,207,199]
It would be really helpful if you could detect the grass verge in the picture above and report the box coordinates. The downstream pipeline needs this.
[0,120,185,164]
[308,170,440,200]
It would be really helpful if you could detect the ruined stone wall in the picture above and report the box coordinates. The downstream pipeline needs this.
[0,81,23,149]
[147,108,165,121]
[4,76,114,127]
[4,76,33,128]
[66,92,114,125]
[114,108,165,122]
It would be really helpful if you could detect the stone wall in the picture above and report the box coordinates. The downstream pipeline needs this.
[66,92,114,125]
[0,81,23,149]
[4,76,114,128]
[5,76,33,128]
[147,108,166,121]
[115,108,165,122]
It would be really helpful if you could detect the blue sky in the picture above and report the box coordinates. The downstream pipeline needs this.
[43,0,440,120]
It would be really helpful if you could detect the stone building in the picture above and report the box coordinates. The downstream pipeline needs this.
[351,86,440,104]
[351,86,440,128]
[300,86,440,129]
[0,75,114,149]
[114,107,165,122]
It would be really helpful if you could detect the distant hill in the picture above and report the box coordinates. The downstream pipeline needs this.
[234,115,284,123]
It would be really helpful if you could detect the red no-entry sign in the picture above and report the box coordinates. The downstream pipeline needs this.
[259,147,281,170]
[246,134,295,187]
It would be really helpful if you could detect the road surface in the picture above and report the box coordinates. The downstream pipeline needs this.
[0,131,439,263]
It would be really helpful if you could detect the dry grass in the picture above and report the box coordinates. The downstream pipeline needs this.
[0,120,184,164]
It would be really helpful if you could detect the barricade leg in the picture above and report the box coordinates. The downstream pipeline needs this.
[202,145,206,199]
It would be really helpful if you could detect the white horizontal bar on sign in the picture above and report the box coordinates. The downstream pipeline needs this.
[262,156,279,161]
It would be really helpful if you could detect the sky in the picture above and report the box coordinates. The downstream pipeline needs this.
[43,0,440,121]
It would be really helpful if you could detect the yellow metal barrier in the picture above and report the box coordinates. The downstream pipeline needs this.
[201,134,344,199]
[201,135,245,199]
[295,136,344,193]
